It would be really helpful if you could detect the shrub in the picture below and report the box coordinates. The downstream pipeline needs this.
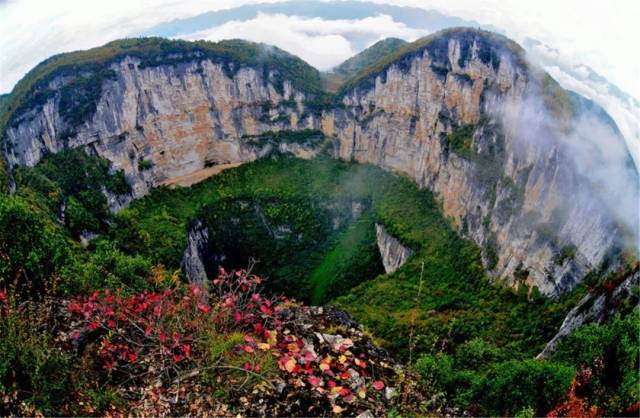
[0,295,72,414]
[415,353,453,389]
[73,240,151,292]
[0,195,69,295]
[552,312,639,415]
[554,244,577,266]
[138,159,153,171]
[479,359,574,416]
[454,338,502,370]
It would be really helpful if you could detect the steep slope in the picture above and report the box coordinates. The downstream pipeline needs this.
[1,38,323,198]
[2,29,637,297]
[325,28,638,296]
[332,38,407,80]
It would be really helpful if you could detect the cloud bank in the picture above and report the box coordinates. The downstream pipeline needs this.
[178,12,427,70]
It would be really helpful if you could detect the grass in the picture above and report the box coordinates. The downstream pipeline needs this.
[309,209,382,304]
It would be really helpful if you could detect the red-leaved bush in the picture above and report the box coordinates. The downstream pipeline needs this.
[65,267,391,414]
[67,268,284,378]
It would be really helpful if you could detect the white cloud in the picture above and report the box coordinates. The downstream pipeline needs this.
[544,65,640,169]
[178,12,427,70]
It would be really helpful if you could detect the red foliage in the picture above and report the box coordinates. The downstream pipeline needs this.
[546,367,601,418]
[65,267,389,412]
[66,267,282,378]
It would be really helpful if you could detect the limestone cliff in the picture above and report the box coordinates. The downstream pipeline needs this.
[3,30,636,297]
[375,223,413,274]
[182,220,214,283]
[324,29,637,296]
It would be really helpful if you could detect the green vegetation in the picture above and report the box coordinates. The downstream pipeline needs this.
[14,149,130,237]
[242,129,325,147]
[444,124,476,159]
[551,311,639,415]
[309,210,382,303]
[333,38,407,81]
[1,152,637,415]
[137,159,153,171]
[105,156,387,302]
[554,244,578,266]
[0,298,72,414]
[541,73,576,120]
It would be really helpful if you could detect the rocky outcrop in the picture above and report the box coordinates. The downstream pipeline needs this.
[537,265,640,358]
[182,220,218,283]
[375,223,413,274]
[4,29,636,297]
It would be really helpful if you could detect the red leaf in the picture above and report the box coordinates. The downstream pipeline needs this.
[128,353,137,362]
[260,305,273,316]
[308,376,321,386]
[372,380,385,391]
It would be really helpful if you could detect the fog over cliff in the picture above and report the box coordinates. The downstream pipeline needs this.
[499,91,639,252]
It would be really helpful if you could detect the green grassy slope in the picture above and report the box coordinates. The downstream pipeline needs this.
[333,38,407,79]
[4,149,637,415]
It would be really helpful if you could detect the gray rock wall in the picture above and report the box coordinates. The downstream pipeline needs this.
[375,223,413,274]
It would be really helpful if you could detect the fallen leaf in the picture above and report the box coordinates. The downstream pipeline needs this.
[285,358,297,373]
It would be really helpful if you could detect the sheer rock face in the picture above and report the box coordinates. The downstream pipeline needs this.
[4,30,634,297]
[324,34,631,297]
[182,220,211,283]
[4,57,313,198]
[375,223,413,274]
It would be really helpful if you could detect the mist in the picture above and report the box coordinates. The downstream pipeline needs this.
[497,77,640,254]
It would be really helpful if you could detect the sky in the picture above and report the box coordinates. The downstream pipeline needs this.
[0,0,638,99]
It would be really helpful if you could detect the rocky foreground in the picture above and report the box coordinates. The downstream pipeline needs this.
[0,268,430,416]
